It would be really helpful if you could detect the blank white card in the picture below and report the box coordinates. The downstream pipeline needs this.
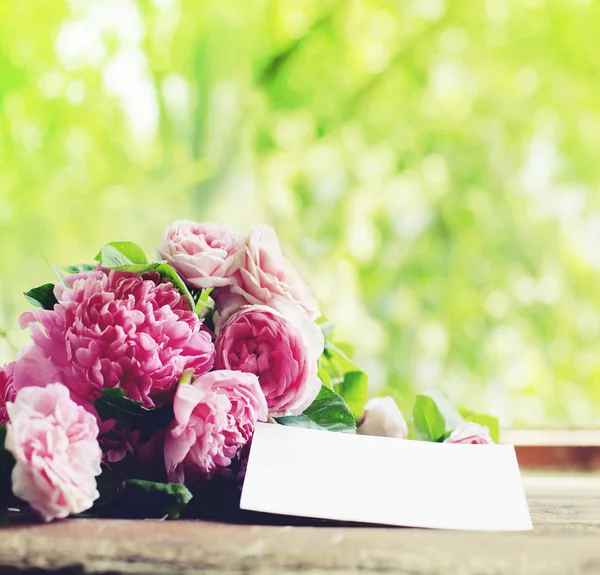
[241,423,532,531]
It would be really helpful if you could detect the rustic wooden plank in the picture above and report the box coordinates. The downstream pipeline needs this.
[503,430,600,446]
[1,475,599,575]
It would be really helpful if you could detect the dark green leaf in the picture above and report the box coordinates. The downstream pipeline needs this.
[95,241,148,266]
[118,480,192,519]
[334,370,368,419]
[412,394,446,442]
[93,388,174,442]
[92,465,118,510]
[463,413,500,443]
[440,430,453,442]
[276,386,356,433]
[24,283,57,310]
[275,415,325,431]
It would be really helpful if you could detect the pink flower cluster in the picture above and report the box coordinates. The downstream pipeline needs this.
[159,222,320,320]
[1,220,324,521]
[160,221,324,418]
[17,269,214,408]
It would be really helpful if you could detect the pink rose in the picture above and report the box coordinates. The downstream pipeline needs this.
[0,361,16,426]
[357,397,408,439]
[5,383,102,522]
[444,421,494,445]
[214,303,324,417]
[17,269,214,408]
[230,225,320,320]
[159,220,245,289]
[164,370,267,483]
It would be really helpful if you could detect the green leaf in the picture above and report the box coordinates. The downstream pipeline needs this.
[324,341,357,371]
[320,342,359,387]
[464,413,500,444]
[412,394,446,442]
[93,388,174,442]
[177,368,194,387]
[440,430,453,442]
[95,242,148,266]
[276,386,356,433]
[93,465,118,510]
[59,263,98,274]
[334,370,368,419]
[319,342,368,418]
[117,480,192,519]
[317,365,333,389]
[195,288,214,316]
[422,390,463,432]
[24,283,58,310]
[275,415,325,432]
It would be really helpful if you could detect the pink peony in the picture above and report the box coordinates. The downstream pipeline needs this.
[159,221,245,289]
[17,270,215,408]
[13,345,62,391]
[164,370,267,483]
[214,303,324,417]
[357,397,408,439]
[229,225,320,320]
[0,361,16,426]
[5,383,102,522]
[444,421,494,445]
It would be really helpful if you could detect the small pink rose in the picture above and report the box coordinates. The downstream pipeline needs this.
[0,361,16,426]
[357,397,408,439]
[164,370,267,483]
[214,304,323,417]
[5,383,102,522]
[230,225,320,320]
[159,220,245,289]
[444,421,494,445]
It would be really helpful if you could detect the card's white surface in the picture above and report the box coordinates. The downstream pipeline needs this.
[240,423,532,531]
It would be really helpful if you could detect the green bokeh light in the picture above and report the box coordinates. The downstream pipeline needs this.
[1,0,600,427]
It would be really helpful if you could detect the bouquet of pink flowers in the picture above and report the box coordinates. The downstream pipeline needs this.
[0,221,498,523]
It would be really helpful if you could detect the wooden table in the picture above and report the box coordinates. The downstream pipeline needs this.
[1,475,599,575]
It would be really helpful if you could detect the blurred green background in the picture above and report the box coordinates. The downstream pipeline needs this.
[1,0,600,428]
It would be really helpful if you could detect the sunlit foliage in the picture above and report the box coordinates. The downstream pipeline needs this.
[2,0,600,426]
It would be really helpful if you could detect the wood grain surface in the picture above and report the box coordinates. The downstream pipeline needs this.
[0,475,599,575]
